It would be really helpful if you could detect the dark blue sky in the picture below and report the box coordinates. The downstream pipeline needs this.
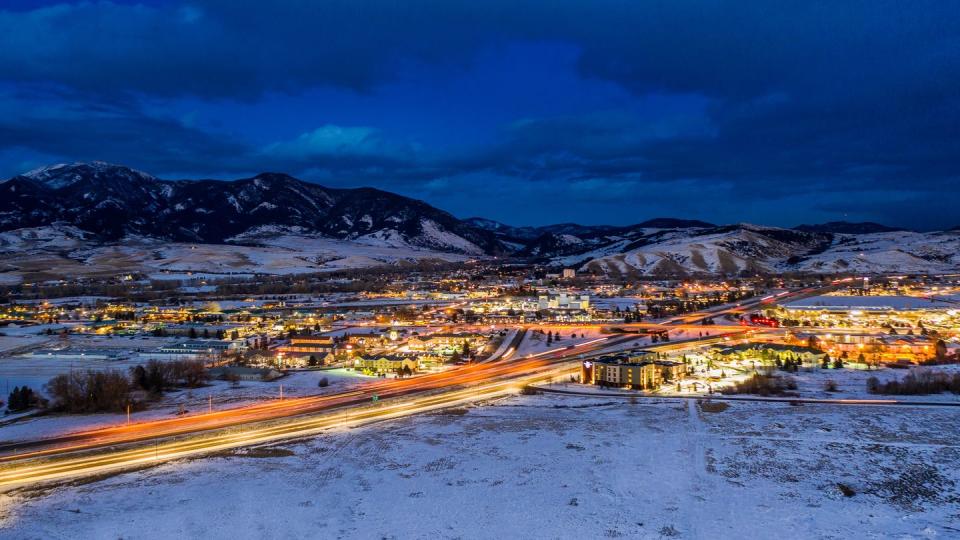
[1,1,959,229]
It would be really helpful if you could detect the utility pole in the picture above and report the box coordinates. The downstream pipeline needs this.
[126,403,130,425]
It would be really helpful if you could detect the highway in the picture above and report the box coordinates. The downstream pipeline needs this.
[0,330,666,489]
[0,284,831,490]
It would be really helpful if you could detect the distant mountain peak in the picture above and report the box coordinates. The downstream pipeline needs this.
[21,161,156,190]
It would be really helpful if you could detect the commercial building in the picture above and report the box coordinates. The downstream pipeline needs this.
[353,354,419,374]
[277,337,336,363]
[581,351,684,390]
[538,293,590,310]
[140,339,246,361]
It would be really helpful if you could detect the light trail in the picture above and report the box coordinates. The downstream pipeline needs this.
[0,284,832,490]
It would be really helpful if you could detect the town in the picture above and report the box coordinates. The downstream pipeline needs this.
[3,2,959,537]
[2,268,958,434]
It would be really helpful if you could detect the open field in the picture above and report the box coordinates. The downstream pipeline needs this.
[1,393,957,539]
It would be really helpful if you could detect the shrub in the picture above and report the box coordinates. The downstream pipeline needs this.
[866,369,960,395]
[519,385,541,395]
[823,379,839,392]
[699,400,729,413]
[720,374,798,396]
[318,377,329,388]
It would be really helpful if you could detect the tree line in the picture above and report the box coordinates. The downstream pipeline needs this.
[44,359,210,414]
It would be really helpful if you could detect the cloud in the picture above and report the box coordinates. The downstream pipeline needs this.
[1,1,959,228]
[0,85,250,177]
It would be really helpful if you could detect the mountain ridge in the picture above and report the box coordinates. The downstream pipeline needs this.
[2,162,955,277]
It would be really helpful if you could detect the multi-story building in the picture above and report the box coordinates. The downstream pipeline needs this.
[581,351,684,390]
[353,354,419,374]
[538,293,590,310]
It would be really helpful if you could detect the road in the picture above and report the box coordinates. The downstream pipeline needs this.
[0,329,664,486]
[0,331,671,489]
[0,284,833,490]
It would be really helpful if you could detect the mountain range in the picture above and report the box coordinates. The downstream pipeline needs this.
[2,162,959,279]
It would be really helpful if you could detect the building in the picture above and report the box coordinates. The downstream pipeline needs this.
[277,337,336,364]
[538,293,590,310]
[712,343,826,364]
[409,333,484,353]
[562,268,576,279]
[581,351,684,390]
[141,339,245,361]
[353,354,419,374]
[791,333,938,364]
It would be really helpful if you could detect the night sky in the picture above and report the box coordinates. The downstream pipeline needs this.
[1,1,959,230]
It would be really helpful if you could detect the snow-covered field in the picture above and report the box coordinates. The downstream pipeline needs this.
[2,393,958,539]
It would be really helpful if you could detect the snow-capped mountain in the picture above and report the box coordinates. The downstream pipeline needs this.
[2,162,958,279]
[0,162,501,255]
[546,223,960,277]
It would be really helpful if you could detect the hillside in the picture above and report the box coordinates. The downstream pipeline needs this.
[2,162,958,280]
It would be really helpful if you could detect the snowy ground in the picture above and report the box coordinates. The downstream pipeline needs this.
[2,393,958,539]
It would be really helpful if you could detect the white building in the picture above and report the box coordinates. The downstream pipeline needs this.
[538,293,590,310]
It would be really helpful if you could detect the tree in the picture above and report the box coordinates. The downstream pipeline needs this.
[6,386,34,412]
[450,350,462,363]
[832,356,844,369]
[462,342,471,357]
[46,370,131,413]
[935,339,948,361]
[188,327,198,339]
[308,355,318,367]
[821,355,830,369]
